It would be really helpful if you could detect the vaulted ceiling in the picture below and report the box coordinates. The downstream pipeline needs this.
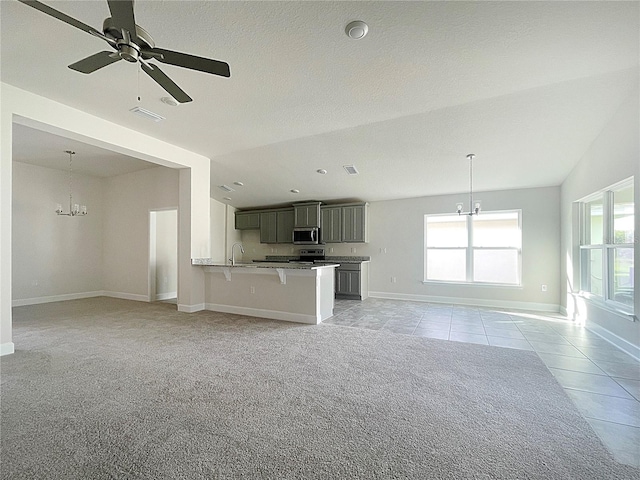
[2,1,638,208]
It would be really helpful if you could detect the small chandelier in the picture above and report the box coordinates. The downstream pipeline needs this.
[456,153,481,216]
[55,150,87,217]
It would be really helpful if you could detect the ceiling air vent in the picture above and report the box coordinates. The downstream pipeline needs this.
[129,106,165,122]
[218,185,235,192]
[343,165,359,175]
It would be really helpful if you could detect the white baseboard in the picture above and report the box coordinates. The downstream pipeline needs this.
[155,292,177,301]
[587,323,640,362]
[0,342,15,356]
[178,303,205,313]
[368,291,561,313]
[102,291,149,302]
[12,291,105,307]
[205,303,319,324]
[13,291,150,307]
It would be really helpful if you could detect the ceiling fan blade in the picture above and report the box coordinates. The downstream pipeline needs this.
[17,0,101,36]
[68,51,122,74]
[107,0,138,41]
[141,62,192,103]
[144,47,231,78]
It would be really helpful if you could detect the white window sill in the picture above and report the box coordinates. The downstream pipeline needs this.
[573,292,636,321]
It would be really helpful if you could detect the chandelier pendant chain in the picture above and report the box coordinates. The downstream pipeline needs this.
[469,154,473,215]
[68,151,73,213]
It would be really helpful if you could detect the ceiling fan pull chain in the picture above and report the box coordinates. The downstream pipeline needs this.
[137,62,141,102]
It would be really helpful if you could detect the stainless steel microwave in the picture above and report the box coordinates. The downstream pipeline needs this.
[293,227,320,245]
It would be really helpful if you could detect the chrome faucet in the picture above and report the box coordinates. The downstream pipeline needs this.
[230,243,244,266]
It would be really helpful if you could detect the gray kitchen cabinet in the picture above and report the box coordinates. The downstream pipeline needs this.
[341,203,368,243]
[335,262,369,300]
[260,212,277,243]
[336,270,360,297]
[321,206,342,243]
[235,211,260,230]
[276,209,294,243]
[294,202,321,228]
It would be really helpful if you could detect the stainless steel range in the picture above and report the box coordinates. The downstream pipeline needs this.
[295,248,326,264]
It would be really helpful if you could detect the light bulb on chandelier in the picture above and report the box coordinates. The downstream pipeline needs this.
[56,150,87,217]
[456,154,481,216]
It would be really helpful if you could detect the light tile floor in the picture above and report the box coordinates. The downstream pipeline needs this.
[325,298,640,467]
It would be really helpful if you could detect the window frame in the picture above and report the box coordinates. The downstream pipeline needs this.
[578,178,634,316]
[423,209,522,287]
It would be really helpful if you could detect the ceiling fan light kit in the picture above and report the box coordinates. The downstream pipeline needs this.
[160,96,180,107]
[18,0,231,103]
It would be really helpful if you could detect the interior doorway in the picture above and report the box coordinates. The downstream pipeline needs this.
[149,209,178,302]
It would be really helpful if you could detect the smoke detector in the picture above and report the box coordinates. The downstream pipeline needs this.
[345,21,368,40]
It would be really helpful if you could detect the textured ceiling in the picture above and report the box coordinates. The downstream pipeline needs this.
[12,124,156,177]
[2,1,638,208]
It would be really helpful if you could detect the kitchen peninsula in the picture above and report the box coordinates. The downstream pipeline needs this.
[191,260,338,324]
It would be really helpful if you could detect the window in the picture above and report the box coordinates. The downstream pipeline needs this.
[424,210,521,285]
[579,179,634,313]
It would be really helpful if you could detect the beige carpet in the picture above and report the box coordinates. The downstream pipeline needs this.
[2,297,637,479]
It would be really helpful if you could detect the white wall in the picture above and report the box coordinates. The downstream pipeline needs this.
[240,185,561,311]
[1,83,211,354]
[154,209,178,298]
[560,87,639,353]
[103,167,179,299]
[12,162,104,304]
[209,199,227,263]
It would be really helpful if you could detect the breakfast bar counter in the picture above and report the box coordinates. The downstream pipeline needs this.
[192,260,338,324]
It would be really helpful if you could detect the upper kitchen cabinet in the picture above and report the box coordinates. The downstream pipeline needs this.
[276,209,295,243]
[342,203,368,243]
[258,209,294,244]
[321,206,342,243]
[260,212,277,243]
[235,211,260,230]
[294,202,321,228]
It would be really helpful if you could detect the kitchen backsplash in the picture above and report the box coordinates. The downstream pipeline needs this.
[238,229,374,262]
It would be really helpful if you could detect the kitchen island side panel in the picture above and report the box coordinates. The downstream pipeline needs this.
[203,267,335,324]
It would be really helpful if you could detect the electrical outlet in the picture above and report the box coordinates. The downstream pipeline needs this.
[541,284,547,292]
[329,247,334,253]
[391,276,397,283]
[250,286,255,294]
[351,247,357,253]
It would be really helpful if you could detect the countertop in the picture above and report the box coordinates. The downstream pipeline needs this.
[262,255,371,264]
[191,259,339,270]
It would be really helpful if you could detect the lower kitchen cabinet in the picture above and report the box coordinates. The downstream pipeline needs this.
[335,262,369,300]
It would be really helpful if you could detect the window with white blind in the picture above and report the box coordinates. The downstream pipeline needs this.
[579,179,634,314]
[424,210,522,285]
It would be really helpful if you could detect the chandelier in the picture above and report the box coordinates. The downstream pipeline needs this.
[55,150,87,216]
[456,153,481,216]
